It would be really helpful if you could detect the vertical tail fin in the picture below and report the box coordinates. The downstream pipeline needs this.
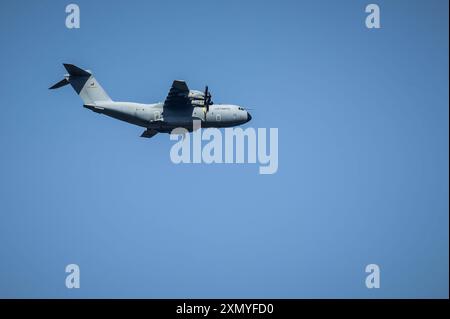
[49,64,112,105]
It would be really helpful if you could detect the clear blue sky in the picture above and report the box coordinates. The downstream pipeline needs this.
[0,0,448,298]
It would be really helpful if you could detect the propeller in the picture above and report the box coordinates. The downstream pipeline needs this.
[203,85,212,112]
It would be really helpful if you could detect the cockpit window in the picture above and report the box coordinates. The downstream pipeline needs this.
[238,107,244,110]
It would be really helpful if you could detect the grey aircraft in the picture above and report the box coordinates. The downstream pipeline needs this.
[50,64,252,138]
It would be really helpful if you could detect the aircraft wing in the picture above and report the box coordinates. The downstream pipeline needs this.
[141,128,158,138]
[163,80,191,109]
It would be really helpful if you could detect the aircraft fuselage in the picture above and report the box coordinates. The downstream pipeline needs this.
[84,102,251,133]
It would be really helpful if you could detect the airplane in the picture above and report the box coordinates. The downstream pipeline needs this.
[50,64,252,138]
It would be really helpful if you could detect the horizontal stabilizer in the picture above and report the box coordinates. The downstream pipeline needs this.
[63,63,91,77]
[49,78,69,90]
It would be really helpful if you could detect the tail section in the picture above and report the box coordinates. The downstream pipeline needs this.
[49,64,112,105]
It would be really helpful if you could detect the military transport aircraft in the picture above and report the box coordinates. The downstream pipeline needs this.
[50,64,252,138]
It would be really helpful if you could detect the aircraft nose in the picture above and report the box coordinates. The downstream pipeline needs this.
[246,112,252,123]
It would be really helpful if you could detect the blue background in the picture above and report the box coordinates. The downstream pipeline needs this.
[0,0,448,298]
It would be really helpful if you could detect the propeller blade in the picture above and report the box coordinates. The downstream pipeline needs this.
[204,85,210,112]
